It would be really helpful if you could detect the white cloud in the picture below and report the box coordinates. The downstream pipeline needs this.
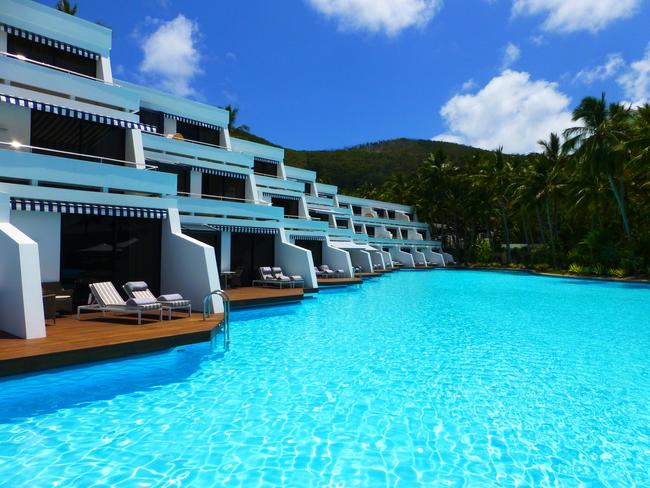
[512,0,641,33]
[225,52,238,62]
[434,70,574,154]
[502,42,521,69]
[306,0,442,36]
[617,43,650,106]
[461,79,477,91]
[139,15,202,97]
[574,54,625,84]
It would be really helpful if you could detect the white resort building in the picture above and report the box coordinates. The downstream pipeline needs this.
[0,0,450,347]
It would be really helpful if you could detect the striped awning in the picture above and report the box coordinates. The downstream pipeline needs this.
[163,112,222,132]
[192,166,247,179]
[1,23,100,60]
[290,234,325,241]
[0,94,157,133]
[10,198,167,219]
[208,224,277,234]
[254,157,281,165]
[263,192,301,201]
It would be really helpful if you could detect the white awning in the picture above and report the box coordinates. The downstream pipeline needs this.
[329,241,378,251]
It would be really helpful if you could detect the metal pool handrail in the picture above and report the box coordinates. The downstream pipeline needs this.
[203,290,231,348]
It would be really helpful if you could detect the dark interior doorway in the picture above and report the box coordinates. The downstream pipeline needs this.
[60,214,162,307]
[295,239,323,267]
[231,233,275,286]
[271,197,299,217]
[185,230,222,270]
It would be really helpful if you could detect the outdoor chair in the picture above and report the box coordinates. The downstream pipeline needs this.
[272,267,304,288]
[77,282,163,324]
[320,265,344,277]
[123,281,192,320]
[253,267,293,288]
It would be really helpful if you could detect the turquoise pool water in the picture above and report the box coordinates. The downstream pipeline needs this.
[1,270,650,486]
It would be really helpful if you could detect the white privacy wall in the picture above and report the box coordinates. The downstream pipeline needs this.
[323,240,354,278]
[161,208,222,313]
[422,247,445,266]
[0,193,46,339]
[389,247,415,267]
[275,233,317,289]
[411,248,427,265]
[348,249,373,272]
[10,211,61,282]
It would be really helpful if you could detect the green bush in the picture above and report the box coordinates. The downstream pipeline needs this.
[533,263,550,272]
[608,268,626,278]
[473,239,493,264]
[568,263,584,274]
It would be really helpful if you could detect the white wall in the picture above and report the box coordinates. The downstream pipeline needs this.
[0,103,30,146]
[422,247,445,267]
[220,231,231,271]
[0,193,46,339]
[275,233,317,289]
[97,56,112,83]
[161,208,222,313]
[411,248,427,265]
[190,170,202,196]
[10,211,61,282]
[442,252,456,265]
[348,249,373,272]
[163,118,177,135]
[378,249,392,268]
[0,31,7,51]
[323,240,354,278]
[389,247,415,267]
[125,129,146,169]
[369,251,385,270]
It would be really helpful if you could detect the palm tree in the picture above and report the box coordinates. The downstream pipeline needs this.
[564,94,632,239]
[55,0,77,15]
[536,132,566,267]
[223,105,250,133]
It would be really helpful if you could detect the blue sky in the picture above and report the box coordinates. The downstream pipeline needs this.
[41,0,650,153]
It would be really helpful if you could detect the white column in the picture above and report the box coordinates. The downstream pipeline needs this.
[220,231,231,272]
[190,170,202,196]
[97,56,113,83]
[125,130,146,169]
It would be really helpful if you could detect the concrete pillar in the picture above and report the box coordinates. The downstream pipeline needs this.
[190,170,202,197]
[125,129,146,169]
[97,56,113,83]
[220,231,231,271]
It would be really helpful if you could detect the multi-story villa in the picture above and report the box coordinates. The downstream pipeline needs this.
[0,0,450,343]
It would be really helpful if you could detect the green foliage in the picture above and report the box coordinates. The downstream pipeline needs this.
[569,263,585,274]
[473,239,492,264]
[55,0,77,15]
[608,268,626,278]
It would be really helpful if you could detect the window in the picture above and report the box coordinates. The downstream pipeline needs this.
[354,225,363,233]
[231,233,275,286]
[139,108,165,134]
[271,197,299,217]
[7,34,96,77]
[176,121,221,145]
[254,158,278,176]
[352,206,362,216]
[31,110,126,163]
[60,214,161,307]
[309,211,330,223]
[366,226,375,237]
[388,210,396,219]
[156,163,190,194]
[295,239,323,266]
[335,219,349,229]
[202,174,246,200]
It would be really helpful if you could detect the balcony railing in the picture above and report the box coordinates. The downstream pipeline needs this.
[177,191,266,205]
[0,51,111,85]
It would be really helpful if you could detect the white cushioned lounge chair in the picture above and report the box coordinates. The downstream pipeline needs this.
[77,282,163,324]
[254,267,293,288]
[272,267,304,288]
[123,281,192,320]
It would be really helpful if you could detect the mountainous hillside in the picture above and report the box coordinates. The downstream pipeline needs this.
[230,129,490,193]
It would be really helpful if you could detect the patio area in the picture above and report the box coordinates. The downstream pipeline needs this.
[0,313,223,377]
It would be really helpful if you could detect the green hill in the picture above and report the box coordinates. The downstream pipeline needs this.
[231,130,491,193]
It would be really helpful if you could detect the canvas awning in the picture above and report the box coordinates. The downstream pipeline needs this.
[10,198,167,219]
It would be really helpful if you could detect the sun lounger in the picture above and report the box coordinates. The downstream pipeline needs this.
[253,267,293,288]
[123,281,192,320]
[319,265,344,278]
[77,281,162,324]
[272,267,304,288]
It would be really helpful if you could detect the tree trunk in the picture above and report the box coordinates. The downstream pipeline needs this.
[545,196,557,268]
[534,205,546,245]
[500,199,511,264]
[606,173,631,239]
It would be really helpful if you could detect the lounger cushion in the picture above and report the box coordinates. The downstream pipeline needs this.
[158,293,184,301]
[126,281,149,291]
[160,300,191,307]
[126,297,158,307]
[290,275,303,281]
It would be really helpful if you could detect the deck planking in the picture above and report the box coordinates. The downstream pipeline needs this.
[0,313,222,377]
[224,286,304,308]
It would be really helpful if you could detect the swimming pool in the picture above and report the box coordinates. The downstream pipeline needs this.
[1,270,649,486]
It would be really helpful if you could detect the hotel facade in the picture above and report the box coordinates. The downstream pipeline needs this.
[0,0,451,340]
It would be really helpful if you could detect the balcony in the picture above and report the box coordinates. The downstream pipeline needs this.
[230,137,284,162]
[255,175,305,193]
[142,133,253,170]
[0,54,138,114]
[176,196,282,222]
[285,165,316,182]
[316,182,338,196]
[282,217,328,232]
[0,146,176,196]
[351,214,429,229]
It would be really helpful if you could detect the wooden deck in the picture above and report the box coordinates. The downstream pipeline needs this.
[225,286,304,308]
[358,272,382,278]
[317,277,363,287]
[0,313,222,377]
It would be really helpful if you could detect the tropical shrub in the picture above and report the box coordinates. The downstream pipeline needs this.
[608,268,626,278]
[473,239,493,264]
[568,263,584,274]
